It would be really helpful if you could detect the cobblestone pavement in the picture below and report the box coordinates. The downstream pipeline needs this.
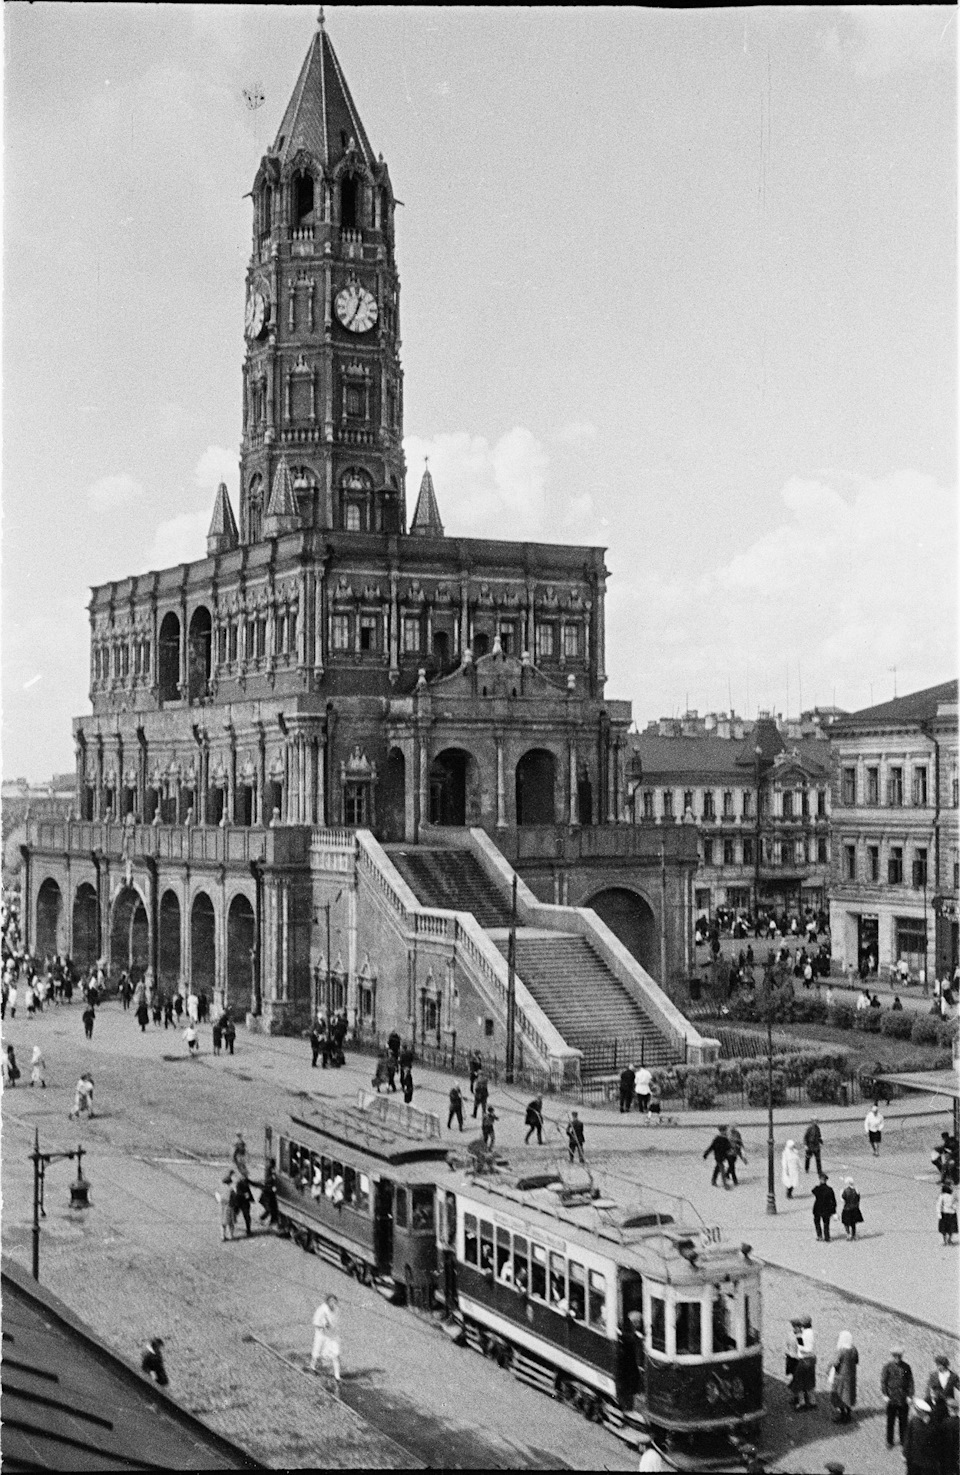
[2,998,956,1472]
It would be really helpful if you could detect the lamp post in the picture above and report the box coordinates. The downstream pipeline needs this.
[762,966,777,1216]
[753,745,763,924]
[505,874,518,1083]
[30,1130,91,1282]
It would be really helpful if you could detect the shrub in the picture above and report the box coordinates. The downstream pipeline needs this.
[792,997,829,1026]
[744,1068,787,1108]
[686,1077,716,1110]
[830,1003,854,1030]
[880,1010,914,1039]
[853,1008,883,1033]
[911,1015,941,1046]
[728,994,759,1023]
[937,1020,959,1047]
[806,1068,844,1104]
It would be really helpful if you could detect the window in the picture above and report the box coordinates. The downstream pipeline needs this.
[344,502,362,532]
[343,782,368,826]
[888,846,903,885]
[842,767,857,805]
[782,791,793,819]
[288,610,297,652]
[913,849,928,888]
[684,790,694,816]
[795,839,805,866]
[866,767,879,805]
[356,1173,371,1215]
[588,1270,606,1330]
[703,839,714,867]
[562,623,582,659]
[844,845,857,882]
[650,1295,666,1353]
[745,1289,761,1347]
[954,775,959,808]
[887,767,904,807]
[703,791,715,820]
[675,1299,701,1356]
[495,1226,512,1281]
[402,616,421,654]
[331,614,351,651]
[513,1235,528,1293]
[536,623,555,661]
[463,1213,478,1265]
[742,838,754,867]
[228,623,238,662]
[722,791,734,819]
[896,917,927,958]
[800,788,809,817]
[530,1243,547,1301]
[412,1187,434,1231]
[642,790,654,820]
[741,790,753,820]
[711,1284,737,1354]
[359,616,378,652]
[817,789,827,818]
[954,860,959,891]
[662,789,674,819]
[345,384,364,419]
[255,618,267,659]
[479,1220,494,1275]
[817,837,828,863]
[568,1261,586,1322]
[498,623,516,655]
[549,1252,567,1311]
[723,840,735,866]
[867,845,879,882]
[913,768,928,807]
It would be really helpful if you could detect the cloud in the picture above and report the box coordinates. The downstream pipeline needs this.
[144,511,211,572]
[85,472,145,509]
[819,8,951,78]
[609,469,956,720]
[556,420,598,447]
[194,444,238,492]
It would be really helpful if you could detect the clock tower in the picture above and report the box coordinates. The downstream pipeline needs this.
[240,12,405,543]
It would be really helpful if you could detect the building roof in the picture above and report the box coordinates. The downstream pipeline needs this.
[409,464,444,537]
[271,16,376,174]
[630,729,830,783]
[838,680,958,729]
[0,1258,262,1471]
[207,483,239,547]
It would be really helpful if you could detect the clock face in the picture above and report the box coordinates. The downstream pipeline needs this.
[335,282,378,334]
[244,289,267,341]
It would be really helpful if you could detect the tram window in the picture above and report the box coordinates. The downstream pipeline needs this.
[513,1235,529,1292]
[568,1261,586,1322]
[675,1300,702,1357]
[286,1141,296,1177]
[650,1296,666,1353]
[588,1271,607,1330]
[356,1173,371,1215]
[550,1253,567,1313]
[745,1289,761,1347]
[480,1220,494,1273]
[321,1155,333,1188]
[711,1283,738,1353]
[343,1166,357,1207]
[496,1227,512,1282]
[531,1243,547,1301]
[311,1157,324,1199]
[412,1187,433,1231]
[395,1187,409,1229]
[464,1213,478,1265]
[280,1139,290,1174]
[445,1192,457,1247]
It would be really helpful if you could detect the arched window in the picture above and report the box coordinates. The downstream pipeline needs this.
[340,467,372,532]
[294,171,314,226]
[246,476,263,544]
[341,174,359,230]
[260,185,272,240]
[158,613,181,703]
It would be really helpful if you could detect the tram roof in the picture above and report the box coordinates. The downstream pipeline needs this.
[288,1091,451,1169]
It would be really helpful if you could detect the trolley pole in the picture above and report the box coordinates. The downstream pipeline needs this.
[505,874,518,1083]
[764,968,777,1216]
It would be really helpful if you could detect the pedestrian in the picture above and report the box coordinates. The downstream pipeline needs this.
[183,1023,200,1057]
[635,1064,653,1115]
[151,992,163,1027]
[925,1353,960,1414]
[524,1096,544,1145]
[174,992,184,1024]
[937,1181,958,1246]
[785,1318,802,1383]
[703,1126,731,1188]
[231,1174,254,1236]
[792,1316,817,1410]
[5,1043,21,1087]
[811,1172,837,1241]
[29,1044,46,1089]
[781,1140,801,1199]
[69,1072,94,1119]
[841,1177,863,1239]
[187,990,199,1025]
[217,1171,236,1241]
[372,1049,389,1092]
[120,972,131,1010]
[481,1104,498,1150]
[402,1067,414,1104]
[803,1119,823,1175]
[141,1336,169,1386]
[310,1294,341,1391]
[726,1125,747,1186]
[309,1022,322,1068]
[135,998,149,1033]
[447,1082,464,1131]
[83,1003,97,1040]
[387,1028,401,1060]
[864,1101,884,1156]
[472,1069,489,1119]
[163,995,174,1029]
[24,979,36,1015]
[7,981,17,1018]
[222,1013,236,1055]
[618,1064,636,1113]
[232,1132,249,1177]
[902,1398,940,1475]
[212,1017,222,1055]
[258,1158,280,1228]
[567,1111,586,1164]
[880,1345,915,1448]
[468,1047,482,1095]
[828,1330,858,1423]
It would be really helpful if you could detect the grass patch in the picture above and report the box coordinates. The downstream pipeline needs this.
[700,1015,951,1073]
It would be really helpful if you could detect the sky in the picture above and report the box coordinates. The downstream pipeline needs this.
[2,4,956,780]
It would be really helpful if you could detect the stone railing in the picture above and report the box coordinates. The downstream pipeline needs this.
[27,818,313,868]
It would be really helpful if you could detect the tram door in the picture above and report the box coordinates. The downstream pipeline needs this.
[374,1178,394,1269]
[617,1272,645,1407]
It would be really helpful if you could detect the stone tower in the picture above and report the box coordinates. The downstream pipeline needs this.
[240,13,405,544]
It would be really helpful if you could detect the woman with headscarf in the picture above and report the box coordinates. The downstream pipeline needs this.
[781,1140,801,1200]
[829,1331,858,1423]
[841,1177,864,1240]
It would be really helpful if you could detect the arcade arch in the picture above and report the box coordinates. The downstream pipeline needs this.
[190,892,216,996]
[110,886,150,980]
[515,748,557,826]
[72,883,99,967]
[585,887,658,977]
[428,747,477,827]
[35,878,63,958]
[158,890,181,991]
[226,894,255,1015]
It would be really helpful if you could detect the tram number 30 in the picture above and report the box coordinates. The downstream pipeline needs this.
[699,1226,722,1247]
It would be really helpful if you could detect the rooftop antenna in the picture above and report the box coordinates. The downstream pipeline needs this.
[318,6,325,28]
[242,80,266,150]
[889,665,898,698]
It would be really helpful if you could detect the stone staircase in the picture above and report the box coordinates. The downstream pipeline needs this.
[386,847,514,929]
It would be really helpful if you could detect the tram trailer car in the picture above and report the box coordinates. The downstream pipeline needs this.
[437,1168,764,1468]
[268,1093,449,1304]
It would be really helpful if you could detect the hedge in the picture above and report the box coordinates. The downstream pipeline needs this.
[806,1068,844,1104]
[880,1011,914,1039]
[853,1009,884,1034]
[911,1015,942,1046]
[744,1068,787,1108]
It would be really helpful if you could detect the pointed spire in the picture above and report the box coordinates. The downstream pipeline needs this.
[206,482,239,556]
[410,460,444,538]
[272,20,375,172]
[263,459,299,537]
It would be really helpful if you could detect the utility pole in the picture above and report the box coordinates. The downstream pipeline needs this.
[30,1129,91,1282]
[505,874,517,1083]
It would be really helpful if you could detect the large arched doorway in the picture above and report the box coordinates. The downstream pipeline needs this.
[190,893,216,997]
[158,890,181,992]
[158,612,181,703]
[226,895,255,1016]
[429,748,475,826]
[187,607,212,702]
[35,878,63,958]
[586,888,658,976]
[110,886,150,980]
[515,748,557,826]
[381,746,406,841]
[72,883,99,967]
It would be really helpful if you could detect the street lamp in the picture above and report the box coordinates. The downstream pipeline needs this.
[753,745,763,925]
[29,1130,91,1282]
[761,966,777,1216]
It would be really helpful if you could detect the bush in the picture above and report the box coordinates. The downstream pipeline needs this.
[853,1008,883,1033]
[830,1003,854,1030]
[791,997,829,1026]
[880,1010,914,1039]
[937,1020,959,1047]
[744,1068,787,1108]
[911,1015,941,1046]
[728,994,760,1023]
[686,1077,716,1110]
[806,1068,844,1104]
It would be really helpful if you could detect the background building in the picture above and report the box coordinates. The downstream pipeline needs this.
[828,680,959,981]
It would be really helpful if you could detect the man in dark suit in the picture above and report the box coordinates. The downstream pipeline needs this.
[811,1173,837,1241]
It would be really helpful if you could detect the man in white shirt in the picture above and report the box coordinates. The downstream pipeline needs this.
[634,1065,653,1115]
